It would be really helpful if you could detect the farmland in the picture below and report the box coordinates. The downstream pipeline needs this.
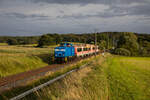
[21,54,150,100]
[0,43,54,77]
[0,42,150,100]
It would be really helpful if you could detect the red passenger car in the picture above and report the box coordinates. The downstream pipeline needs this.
[74,44,99,57]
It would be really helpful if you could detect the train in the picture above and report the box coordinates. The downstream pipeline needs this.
[54,42,99,63]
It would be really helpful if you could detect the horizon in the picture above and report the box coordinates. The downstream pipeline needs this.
[0,0,150,36]
[0,31,149,37]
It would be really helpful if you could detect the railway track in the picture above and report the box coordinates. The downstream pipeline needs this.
[10,63,90,100]
[0,64,63,93]
[0,56,88,93]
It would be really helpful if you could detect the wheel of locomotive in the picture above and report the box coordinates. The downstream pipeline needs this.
[67,57,70,62]
[70,56,75,62]
[64,57,67,63]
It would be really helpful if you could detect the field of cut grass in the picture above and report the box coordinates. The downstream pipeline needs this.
[19,54,150,100]
[0,44,54,77]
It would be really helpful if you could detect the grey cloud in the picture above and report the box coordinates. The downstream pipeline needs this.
[0,0,150,35]
[30,0,149,5]
[129,4,150,17]
[3,12,49,19]
[108,3,150,17]
[0,0,4,6]
[57,12,127,19]
[30,0,106,5]
[30,0,150,19]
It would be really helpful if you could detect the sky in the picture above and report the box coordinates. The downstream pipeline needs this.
[0,0,150,36]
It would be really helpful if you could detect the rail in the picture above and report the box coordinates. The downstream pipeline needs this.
[10,63,90,100]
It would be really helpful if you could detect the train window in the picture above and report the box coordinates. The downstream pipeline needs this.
[67,43,70,46]
[60,43,64,46]
[83,48,88,51]
[77,48,82,52]
[83,48,85,51]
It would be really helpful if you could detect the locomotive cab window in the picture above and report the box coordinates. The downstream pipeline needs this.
[60,43,64,46]
[67,43,70,47]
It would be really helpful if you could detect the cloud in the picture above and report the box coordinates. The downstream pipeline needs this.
[29,0,150,19]
[107,3,150,17]
[30,0,106,5]
[129,4,150,16]
[57,12,127,19]
[30,0,149,5]
[0,0,150,35]
[2,12,49,19]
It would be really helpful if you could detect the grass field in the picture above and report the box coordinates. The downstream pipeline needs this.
[0,44,54,77]
[0,55,96,100]
[20,54,150,100]
[0,42,89,77]
[106,56,150,100]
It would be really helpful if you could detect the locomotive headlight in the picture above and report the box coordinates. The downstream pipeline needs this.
[55,49,65,51]
[60,49,65,51]
[55,49,59,51]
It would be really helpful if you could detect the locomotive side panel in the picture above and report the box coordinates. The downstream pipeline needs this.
[54,43,75,58]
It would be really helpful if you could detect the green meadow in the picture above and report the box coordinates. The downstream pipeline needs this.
[21,54,150,100]
[106,56,150,100]
[0,44,54,77]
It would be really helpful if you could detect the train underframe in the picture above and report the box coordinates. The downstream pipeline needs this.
[54,56,76,63]
[54,52,99,63]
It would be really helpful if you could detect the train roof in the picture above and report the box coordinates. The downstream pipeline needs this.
[59,42,73,47]
[58,42,98,47]
[74,43,98,47]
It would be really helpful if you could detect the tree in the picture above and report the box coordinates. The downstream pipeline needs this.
[117,32,139,56]
[7,39,18,45]
[115,48,131,56]
[98,40,107,50]
[37,34,55,47]
[55,34,62,44]
[139,47,148,56]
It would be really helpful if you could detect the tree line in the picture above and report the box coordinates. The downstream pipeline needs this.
[0,36,40,45]
[0,32,150,56]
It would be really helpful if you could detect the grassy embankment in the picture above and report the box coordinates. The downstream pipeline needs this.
[0,54,97,100]
[0,43,54,77]
[0,42,87,77]
[21,54,150,100]
[21,54,108,100]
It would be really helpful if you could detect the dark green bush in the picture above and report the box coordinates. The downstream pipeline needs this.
[115,48,131,56]
[7,39,18,45]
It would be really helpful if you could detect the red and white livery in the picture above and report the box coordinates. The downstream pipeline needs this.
[74,44,99,57]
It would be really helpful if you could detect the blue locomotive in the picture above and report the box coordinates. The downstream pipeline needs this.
[54,42,99,63]
[54,43,75,62]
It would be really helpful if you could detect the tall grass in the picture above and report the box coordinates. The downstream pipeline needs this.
[0,55,97,100]
[0,45,54,77]
[20,54,108,100]
[19,54,150,100]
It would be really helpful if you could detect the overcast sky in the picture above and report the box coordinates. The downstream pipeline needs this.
[0,0,150,36]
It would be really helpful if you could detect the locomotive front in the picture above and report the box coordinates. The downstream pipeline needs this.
[54,43,75,63]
